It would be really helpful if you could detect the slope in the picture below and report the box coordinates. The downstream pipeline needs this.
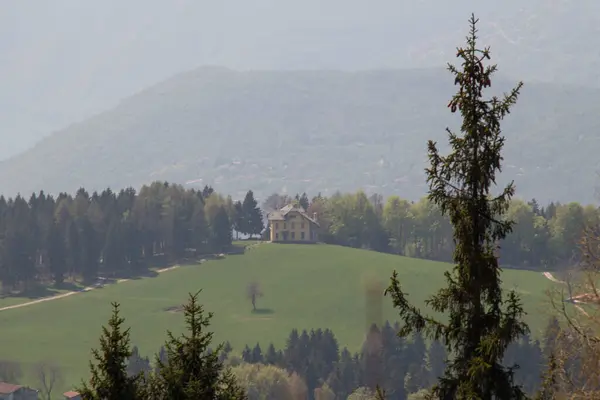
[2,0,600,160]
[0,67,598,203]
[0,244,554,394]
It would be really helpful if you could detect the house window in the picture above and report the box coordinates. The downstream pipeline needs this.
[275,233,279,239]
[301,231,305,240]
[275,222,279,229]
[291,232,296,240]
[291,222,295,229]
[301,222,305,229]
[284,223,287,229]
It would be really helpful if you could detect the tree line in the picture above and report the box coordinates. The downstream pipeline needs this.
[125,320,550,400]
[0,175,591,294]
[262,191,596,271]
[0,183,263,292]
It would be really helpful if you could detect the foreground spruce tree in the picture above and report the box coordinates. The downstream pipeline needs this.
[384,15,529,399]
[150,291,247,399]
[78,302,142,400]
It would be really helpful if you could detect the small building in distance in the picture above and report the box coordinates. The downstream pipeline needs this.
[63,391,82,400]
[267,204,319,243]
[0,382,38,400]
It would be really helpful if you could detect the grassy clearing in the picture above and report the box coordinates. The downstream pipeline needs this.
[0,243,554,396]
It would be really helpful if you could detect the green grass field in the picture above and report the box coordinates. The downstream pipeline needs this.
[0,243,555,396]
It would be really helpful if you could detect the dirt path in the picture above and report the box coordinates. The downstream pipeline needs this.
[0,265,181,313]
[541,271,590,316]
[543,271,565,284]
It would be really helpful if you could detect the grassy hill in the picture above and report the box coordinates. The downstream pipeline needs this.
[0,243,554,395]
[1,67,599,204]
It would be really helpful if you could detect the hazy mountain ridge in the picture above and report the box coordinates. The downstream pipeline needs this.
[2,0,600,159]
[0,67,598,204]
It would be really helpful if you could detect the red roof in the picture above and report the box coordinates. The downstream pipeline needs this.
[0,382,22,394]
[64,391,81,398]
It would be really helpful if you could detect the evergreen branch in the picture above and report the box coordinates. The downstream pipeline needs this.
[384,271,447,338]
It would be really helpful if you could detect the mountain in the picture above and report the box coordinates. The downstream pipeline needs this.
[2,0,600,160]
[0,67,597,204]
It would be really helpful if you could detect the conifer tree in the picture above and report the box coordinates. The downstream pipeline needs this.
[251,343,264,364]
[46,219,67,285]
[78,302,142,400]
[534,354,560,400]
[265,343,280,365]
[153,291,246,399]
[384,15,529,399]
[241,190,263,238]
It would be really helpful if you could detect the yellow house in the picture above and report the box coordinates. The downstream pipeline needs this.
[267,205,319,243]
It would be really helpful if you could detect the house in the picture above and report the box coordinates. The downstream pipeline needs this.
[267,204,319,243]
[0,382,38,400]
[63,391,82,400]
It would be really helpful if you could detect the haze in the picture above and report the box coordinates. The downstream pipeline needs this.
[2,0,599,160]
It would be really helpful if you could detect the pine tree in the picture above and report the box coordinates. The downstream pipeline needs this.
[535,354,560,400]
[265,343,280,365]
[78,302,142,400]
[242,345,252,363]
[46,219,67,285]
[126,346,151,378]
[233,201,245,239]
[384,15,529,399]
[241,190,263,238]
[251,343,264,364]
[153,291,246,399]
[210,206,232,252]
[298,192,310,210]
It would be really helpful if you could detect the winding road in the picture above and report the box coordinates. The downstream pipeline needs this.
[0,265,180,313]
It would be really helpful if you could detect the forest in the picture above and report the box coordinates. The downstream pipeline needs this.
[0,181,592,292]
[267,191,589,270]
[125,320,555,400]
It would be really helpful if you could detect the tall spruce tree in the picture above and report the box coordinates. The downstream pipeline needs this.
[153,291,246,399]
[384,15,529,399]
[78,302,142,400]
[241,190,263,238]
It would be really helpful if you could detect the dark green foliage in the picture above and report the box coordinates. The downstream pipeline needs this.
[241,190,264,238]
[237,323,546,399]
[385,15,529,399]
[233,201,244,239]
[78,302,142,400]
[46,219,67,285]
[0,178,594,292]
[151,291,246,399]
[210,206,233,252]
[0,183,233,291]
[251,343,263,364]
[296,193,310,210]
[264,343,282,366]
[535,354,560,400]
[126,346,152,379]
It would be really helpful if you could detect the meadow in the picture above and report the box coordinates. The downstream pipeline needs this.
[0,243,555,396]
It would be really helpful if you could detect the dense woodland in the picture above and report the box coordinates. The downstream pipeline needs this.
[268,191,593,270]
[0,180,593,292]
[0,183,264,292]
[125,319,564,400]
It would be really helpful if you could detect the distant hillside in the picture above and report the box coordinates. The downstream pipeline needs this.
[3,0,600,160]
[1,67,599,203]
